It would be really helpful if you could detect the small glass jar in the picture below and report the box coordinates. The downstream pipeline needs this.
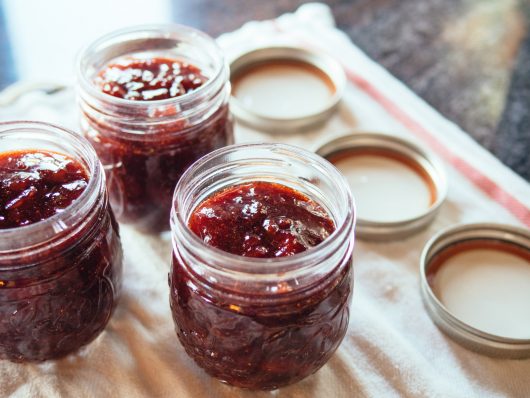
[170,144,356,390]
[77,24,234,233]
[0,121,123,362]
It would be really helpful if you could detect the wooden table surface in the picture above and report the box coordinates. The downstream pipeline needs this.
[0,0,528,181]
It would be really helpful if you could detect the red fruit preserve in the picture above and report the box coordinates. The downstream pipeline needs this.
[95,57,207,101]
[170,144,356,390]
[0,122,123,362]
[0,151,89,229]
[188,182,335,257]
[78,25,233,232]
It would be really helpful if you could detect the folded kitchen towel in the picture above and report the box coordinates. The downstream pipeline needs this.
[1,3,529,397]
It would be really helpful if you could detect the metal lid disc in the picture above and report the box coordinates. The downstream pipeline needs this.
[421,223,530,358]
[229,46,345,133]
[316,133,447,240]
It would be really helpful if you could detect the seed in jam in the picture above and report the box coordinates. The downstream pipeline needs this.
[95,57,208,101]
[0,150,89,229]
[188,181,336,257]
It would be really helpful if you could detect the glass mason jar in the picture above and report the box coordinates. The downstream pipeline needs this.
[170,144,356,390]
[0,121,123,362]
[77,24,234,233]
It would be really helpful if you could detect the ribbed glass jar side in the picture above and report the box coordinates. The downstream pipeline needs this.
[170,143,356,389]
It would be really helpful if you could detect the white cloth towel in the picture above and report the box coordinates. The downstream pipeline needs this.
[1,3,529,397]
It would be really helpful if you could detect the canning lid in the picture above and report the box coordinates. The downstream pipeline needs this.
[316,133,447,240]
[229,46,345,132]
[421,223,530,358]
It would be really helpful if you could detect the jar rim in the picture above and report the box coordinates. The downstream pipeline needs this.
[76,23,226,110]
[171,143,356,278]
[0,120,103,254]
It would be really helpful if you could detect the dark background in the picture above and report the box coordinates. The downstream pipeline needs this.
[0,0,529,180]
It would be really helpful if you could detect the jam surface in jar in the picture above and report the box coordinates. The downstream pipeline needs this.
[0,150,89,229]
[188,181,335,257]
[95,57,207,101]
[0,149,122,362]
[171,181,352,389]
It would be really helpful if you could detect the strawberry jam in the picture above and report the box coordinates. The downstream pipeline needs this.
[0,150,89,229]
[171,179,353,389]
[0,129,123,363]
[94,57,207,101]
[188,182,335,257]
[79,35,233,233]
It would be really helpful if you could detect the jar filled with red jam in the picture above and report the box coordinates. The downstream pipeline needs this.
[77,25,233,232]
[170,144,356,389]
[0,121,123,362]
